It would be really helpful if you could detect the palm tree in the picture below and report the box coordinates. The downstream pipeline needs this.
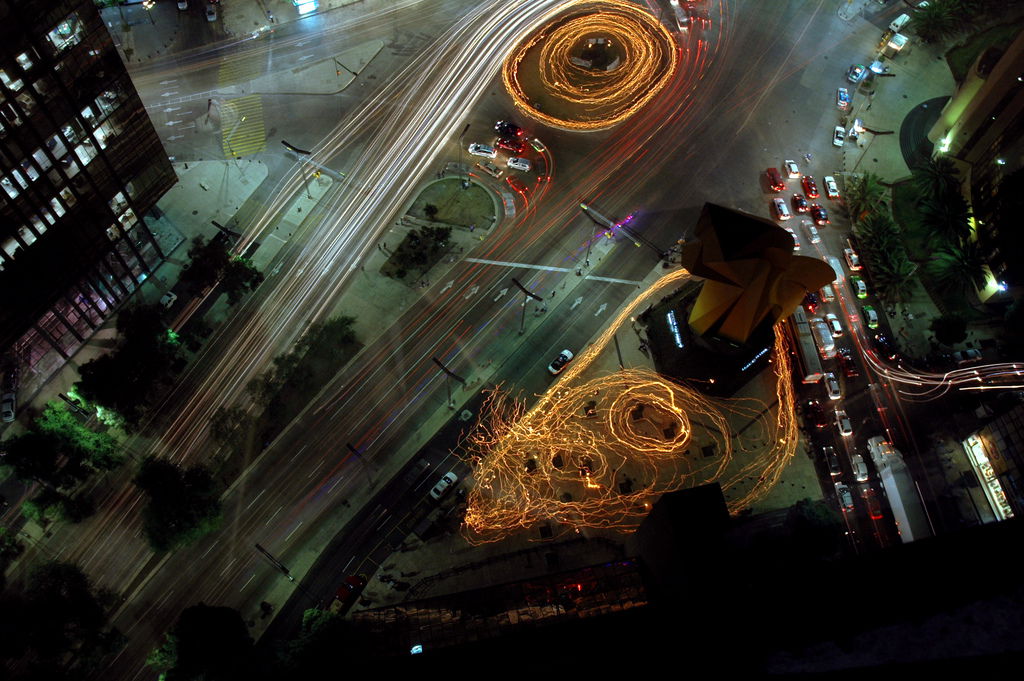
[913,155,961,200]
[873,256,919,305]
[926,239,988,298]
[920,192,972,248]
[844,172,887,224]
[856,211,900,261]
[909,2,960,44]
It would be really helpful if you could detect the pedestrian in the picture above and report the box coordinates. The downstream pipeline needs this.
[551,291,556,298]
[383,242,388,250]
[469,224,475,232]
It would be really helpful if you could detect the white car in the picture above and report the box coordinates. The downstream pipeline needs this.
[825,372,841,401]
[784,159,800,178]
[836,87,851,110]
[206,5,217,21]
[475,161,502,178]
[429,472,459,500]
[177,0,188,9]
[468,143,497,159]
[844,247,862,271]
[772,197,791,221]
[506,157,531,172]
[824,175,840,199]
[784,226,800,250]
[825,312,843,337]
[833,126,846,147]
[835,409,853,437]
[548,349,574,375]
[803,220,821,244]
[835,482,855,512]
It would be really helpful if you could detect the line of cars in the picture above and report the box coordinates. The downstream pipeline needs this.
[766,165,840,244]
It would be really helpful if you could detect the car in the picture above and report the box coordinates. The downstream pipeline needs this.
[873,333,899,361]
[495,137,528,154]
[850,275,868,298]
[506,176,528,194]
[823,445,842,477]
[953,348,983,366]
[862,488,884,519]
[468,143,497,159]
[1,391,14,422]
[766,167,786,192]
[177,0,188,9]
[475,161,502,178]
[825,372,841,400]
[826,255,844,283]
[206,5,216,21]
[836,87,851,110]
[429,472,459,500]
[668,0,690,30]
[810,204,829,225]
[801,175,819,199]
[824,175,840,199]
[825,313,843,337]
[838,348,860,378]
[784,159,800,178]
[803,290,820,315]
[862,305,879,329]
[847,63,867,83]
[843,247,862,270]
[803,220,821,243]
[784,225,800,250]
[331,575,368,615]
[772,197,792,221]
[833,126,846,147]
[495,120,524,139]
[506,157,531,172]
[548,349,574,375]
[835,482,855,512]
[807,399,828,429]
[159,291,178,309]
[850,452,870,482]
[835,409,853,436]
[791,193,808,213]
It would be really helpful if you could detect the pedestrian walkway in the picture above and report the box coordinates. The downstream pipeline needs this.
[221,95,266,158]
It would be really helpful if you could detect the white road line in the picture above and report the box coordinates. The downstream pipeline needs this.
[200,540,220,559]
[246,489,266,510]
[285,521,303,541]
[266,505,282,525]
[241,573,256,591]
[220,557,237,576]
[586,274,641,285]
[466,258,570,272]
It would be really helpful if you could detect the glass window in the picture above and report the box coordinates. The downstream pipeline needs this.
[0,69,23,91]
[47,13,84,54]
[60,187,76,207]
[2,175,18,198]
[16,51,35,71]
[50,197,65,218]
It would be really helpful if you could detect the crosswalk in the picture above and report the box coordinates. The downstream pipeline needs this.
[218,56,265,158]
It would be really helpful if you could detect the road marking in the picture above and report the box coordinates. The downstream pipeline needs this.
[164,120,182,126]
[308,456,325,478]
[221,95,266,158]
[463,284,479,300]
[442,279,454,292]
[493,287,508,301]
[586,275,641,285]
[240,573,256,591]
[246,489,265,510]
[266,506,282,525]
[466,258,569,272]
[298,54,314,61]
[595,302,607,316]
[220,558,237,576]
[285,521,303,541]
[200,540,219,559]
[571,296,583,310]
[163,107,181,113]
[159,79,177,85]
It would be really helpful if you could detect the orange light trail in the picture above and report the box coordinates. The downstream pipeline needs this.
[462,269,800,543]
[502,0,678,131]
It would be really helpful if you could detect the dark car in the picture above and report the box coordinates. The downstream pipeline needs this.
[810,204,829,225]
[823,445,842,477]
[766,167,786,192]
[805,399,827,429]
[802,175,819,199]
[495,120,524,139]
[803,290,820,315]
[496,137,528,154]
[872,333,899,361]
[548,349,574,375]
[331,574,367,615]
[792,193,809,213]
[837,348,860,378]
[847,63,867,83]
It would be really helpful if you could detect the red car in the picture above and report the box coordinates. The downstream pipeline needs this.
[810,204,829,225]
[496,137,528,154]
[862,488,884,520]
[792,193,809,213]
[766,167,786,192]
[802,175,819,199]
[331,575,367,615]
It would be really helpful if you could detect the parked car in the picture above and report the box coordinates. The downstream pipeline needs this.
[862,488,884,519]
[495,137,528,154]
[836,87,851,110]
[862,305,879,329]
[832,126,846,147]
[873,333,899,361]
[850,275,868,298]
[429,472,459,500]
[807,399,828,429]
[847,63,867,83]
[1,391,14,423]
[824,445,842,476]
[844,247,862,270]
[206,4,217,21]
[177,0,188,9]
[495,120,524,139]
[838,348,860,378]
[835,408,853,436]
[468,143,497,159]
[953,348,983,366]
[802,175,819,198]
[824,175,840,199]
[548,349,574,375]
[850,452,870,482]
[159,291,178,309]
[803,290,820,315]
[784,225,800,250]
[506,176,528,194]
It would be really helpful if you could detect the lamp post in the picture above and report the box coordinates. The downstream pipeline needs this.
[458,122,470,189]
[142,0,156,24]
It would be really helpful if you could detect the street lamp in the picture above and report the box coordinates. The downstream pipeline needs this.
[142,0,156,25]
[457,122,470,189]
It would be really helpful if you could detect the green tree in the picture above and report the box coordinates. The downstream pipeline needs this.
[873,255,919,305]
[35,403,123,471]
[844,172,887,223]
[221,256,264,304]
[930,315,969,346]
[0,527,23,563]
[909,1,961,43]
[920,192,972,248]
[926,239,988,298]
[148,604,260,681]
[134,458,223,553]
[22,488,94,524]
[0,431,86,490]
[913,155,961,200]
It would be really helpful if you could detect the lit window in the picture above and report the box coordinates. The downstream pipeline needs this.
[0,69,23,91]
[47,13,84,54]
[2,176,18,199]
[50,197,65,218]
[60,187,76,207]
[16,51,35,71]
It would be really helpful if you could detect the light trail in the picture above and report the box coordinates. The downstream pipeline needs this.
[462,268,800,543]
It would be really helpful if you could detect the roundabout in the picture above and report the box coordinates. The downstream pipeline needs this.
[501,0,679,131]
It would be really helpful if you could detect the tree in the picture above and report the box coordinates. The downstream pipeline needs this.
[0,527,23,563]
[34,403,123,472]
[930,315,968,346]
[0,430,87,490]
[148,604,260,681]
[278,608,375,675]
[913,155,961,200]
[134,458,223,553]
[873,255,919,305]
[844,172,887,223]
[926,239,989,298]
[909,1,961,44]
[424,203,439,220]
[21,562,109,658]
[221,256,264,305]
[919,192,972,248]
[22,488,94,524]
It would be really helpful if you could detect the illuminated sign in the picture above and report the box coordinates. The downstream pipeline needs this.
[741,346,769,372]
[666,310,684,348]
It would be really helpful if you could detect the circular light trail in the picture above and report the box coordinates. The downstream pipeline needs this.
[462,269,800,543]
[502,0,679,131]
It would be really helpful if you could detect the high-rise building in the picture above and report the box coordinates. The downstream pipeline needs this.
[0,0,175,395]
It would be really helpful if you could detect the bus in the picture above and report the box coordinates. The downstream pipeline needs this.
[789,306,824,384]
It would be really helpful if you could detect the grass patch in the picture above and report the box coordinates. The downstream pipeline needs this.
[381,226,452,281]
[408,179,494,228]
[946,21,1024,83]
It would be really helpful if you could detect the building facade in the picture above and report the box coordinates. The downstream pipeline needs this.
[0,0,175,396]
